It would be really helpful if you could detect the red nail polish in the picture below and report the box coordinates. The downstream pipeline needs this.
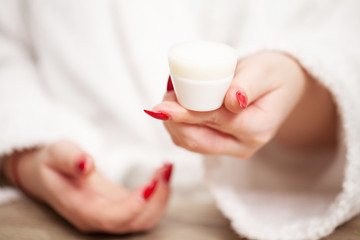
[143,179,158,200]
[162,163,173,183]
[236,90,248,109]
[144,110,170,120]
[167,75,174,92]
[76,155,87,172]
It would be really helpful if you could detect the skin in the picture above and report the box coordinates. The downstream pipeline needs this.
[153,51,338,158]
[2,140,171,234]
[1,51,337,234]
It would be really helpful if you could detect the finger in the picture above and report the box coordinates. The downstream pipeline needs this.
[143,91,176,121]
[88,172,128,201]
[42,169,142,234]
[224,58,279,114]
[92,169,169,234]
[164,121,252,158]
[87,164,171,233]
[163,89,177,101]
[153,89,275,147]
[146,90,227,127]
[45,140,95,177]
[166,75,174,92]
[64,185,147,234]
[150,88,237,133]
[124,163,173,232]
[149,95,233,128]
[95,187,149,233]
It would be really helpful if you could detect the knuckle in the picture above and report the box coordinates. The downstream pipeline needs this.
[76,224,92,234]
[126,222,142,232]
[127,201,144,216]
[94,218,117,233]
[182,136,200,151]
[249,132,274,146]
[47,140,72,157]
[38,167,59,195]
[203,112,220,127]
[143,222,157,232]
[170,132,200,151]
[89,211,119,233]
[172,136,182,147]
[47,144,59,159]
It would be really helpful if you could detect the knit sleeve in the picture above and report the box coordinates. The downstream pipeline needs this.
[0,1,102,204]
[204,1,360,239]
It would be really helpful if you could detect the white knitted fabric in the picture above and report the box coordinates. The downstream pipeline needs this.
[205,2,360,239]
[0,1,359,239]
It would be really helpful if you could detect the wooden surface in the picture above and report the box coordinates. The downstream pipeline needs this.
[0,198,360,240]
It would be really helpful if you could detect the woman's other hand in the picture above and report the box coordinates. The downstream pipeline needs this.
[3,140,173,233]
[146,52,337,158]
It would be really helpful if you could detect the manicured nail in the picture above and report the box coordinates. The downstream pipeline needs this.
[144,110,170,120]
[76,154,87,172]
[161,163,173,183]
[142,179,158,200]
[236,90,248,109]
[167,75,174,92]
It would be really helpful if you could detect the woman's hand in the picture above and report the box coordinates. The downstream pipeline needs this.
[145,51,337,158]
[3,140,173,233]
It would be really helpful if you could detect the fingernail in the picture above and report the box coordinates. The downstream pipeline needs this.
[161,163,173,183]
[144,110,170,120]
[142,179,158,200]
[236,90,248,109]
[76,154,87,172]
[167,75,174,92]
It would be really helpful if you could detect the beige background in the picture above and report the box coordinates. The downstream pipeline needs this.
[0,198,359,240]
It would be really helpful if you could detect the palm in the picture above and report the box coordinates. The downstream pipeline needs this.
[11,141,172,234]
[39,165,131,231]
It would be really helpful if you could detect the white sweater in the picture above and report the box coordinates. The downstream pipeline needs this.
[0,1,359,239]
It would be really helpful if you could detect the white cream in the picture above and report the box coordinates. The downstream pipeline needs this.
[168,41,237,111]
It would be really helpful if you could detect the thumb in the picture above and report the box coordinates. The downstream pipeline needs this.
[224,64,276,114]
[224,84,249,114]
[45,140,95,177]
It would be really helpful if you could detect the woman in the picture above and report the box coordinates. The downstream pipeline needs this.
[1,1,359,239]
